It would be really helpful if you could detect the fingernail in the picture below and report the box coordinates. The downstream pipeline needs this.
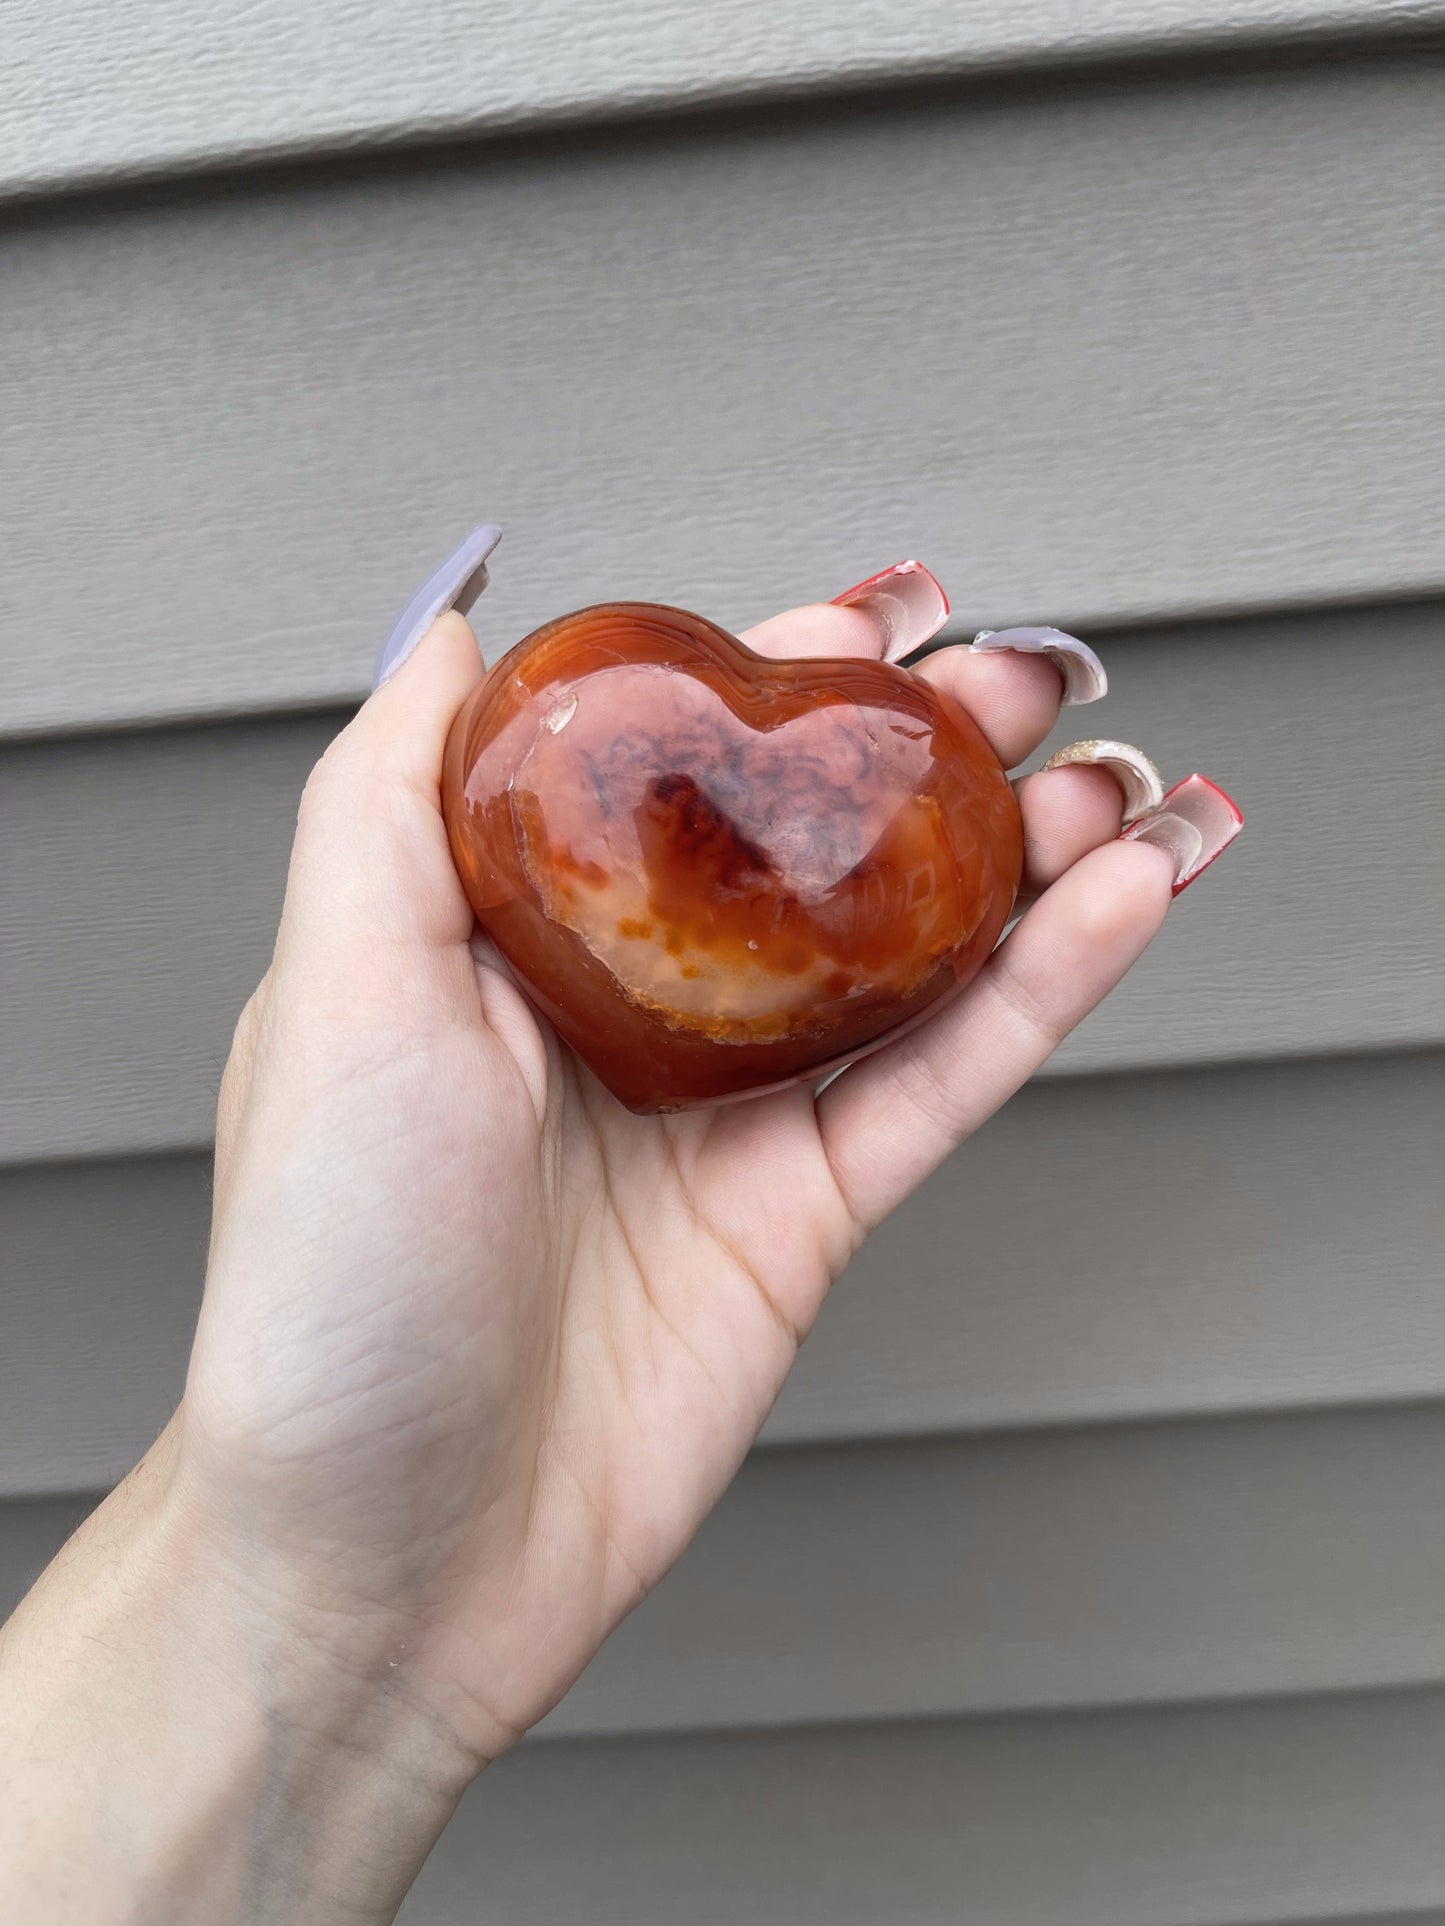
[832,561,950,664]
[1043,739,1163,823]
[1121,773,1243,895]
[970,626,1107,705]
[372,523,503,689]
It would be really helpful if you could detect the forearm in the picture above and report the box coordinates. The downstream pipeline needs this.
[0,1425,469,1926]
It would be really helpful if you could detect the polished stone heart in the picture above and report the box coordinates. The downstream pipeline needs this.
[442,603,1022,1111]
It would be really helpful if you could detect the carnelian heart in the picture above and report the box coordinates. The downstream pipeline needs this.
[441,603,1022,1112]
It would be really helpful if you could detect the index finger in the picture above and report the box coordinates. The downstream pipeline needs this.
[740,556,960,661]
[740,566,1107,773]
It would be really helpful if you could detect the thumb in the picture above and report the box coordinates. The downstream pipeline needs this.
[275,611,486,997]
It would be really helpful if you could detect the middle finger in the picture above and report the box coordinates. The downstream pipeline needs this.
[914,643,1071,772]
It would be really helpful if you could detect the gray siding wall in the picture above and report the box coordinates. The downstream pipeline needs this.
[2,11,1443,1921]
[7,0,1444,203]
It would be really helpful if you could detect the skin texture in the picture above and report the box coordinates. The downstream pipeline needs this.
[0,597,1177,1924]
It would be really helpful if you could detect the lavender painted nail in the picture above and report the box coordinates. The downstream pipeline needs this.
[970,626,1107,705]
[372,523,503,688]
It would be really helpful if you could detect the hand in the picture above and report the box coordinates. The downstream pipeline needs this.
[0,578,1191,1922]
[188,584,1177,1732]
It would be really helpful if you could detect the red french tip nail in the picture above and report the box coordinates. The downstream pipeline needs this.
[832,561,950,663]
[1121,773,1243,895]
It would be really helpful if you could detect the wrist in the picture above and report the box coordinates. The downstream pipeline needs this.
[0,1425,474,1924]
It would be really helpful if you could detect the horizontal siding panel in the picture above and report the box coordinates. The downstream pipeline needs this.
[3,57,1444,737]
[5,2,1441,206]
[10,1403,1445,1732]
[4,1053,1442,1493]
[0,1495,94,1623]
[775,1050,1445,1443]
[4,601,1442,1163]
[401,1692,1445,1925]
[0,1162,203,1492]
[520,1404,1445,1734]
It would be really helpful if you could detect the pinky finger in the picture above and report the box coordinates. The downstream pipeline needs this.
[816,839,1176,1232]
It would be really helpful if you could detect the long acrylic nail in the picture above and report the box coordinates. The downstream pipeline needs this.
[1121,773,1243,895]
[372,523,503,689]
[832,561,950,663]
[1043,739,1163,823]
[970,626,1107,705]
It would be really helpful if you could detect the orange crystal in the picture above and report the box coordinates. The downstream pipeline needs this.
[441,603,1022,1111]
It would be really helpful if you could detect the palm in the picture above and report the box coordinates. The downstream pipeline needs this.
[185,605,1173,1766]
[522,978,851,1566]
[359,946,850,1751]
